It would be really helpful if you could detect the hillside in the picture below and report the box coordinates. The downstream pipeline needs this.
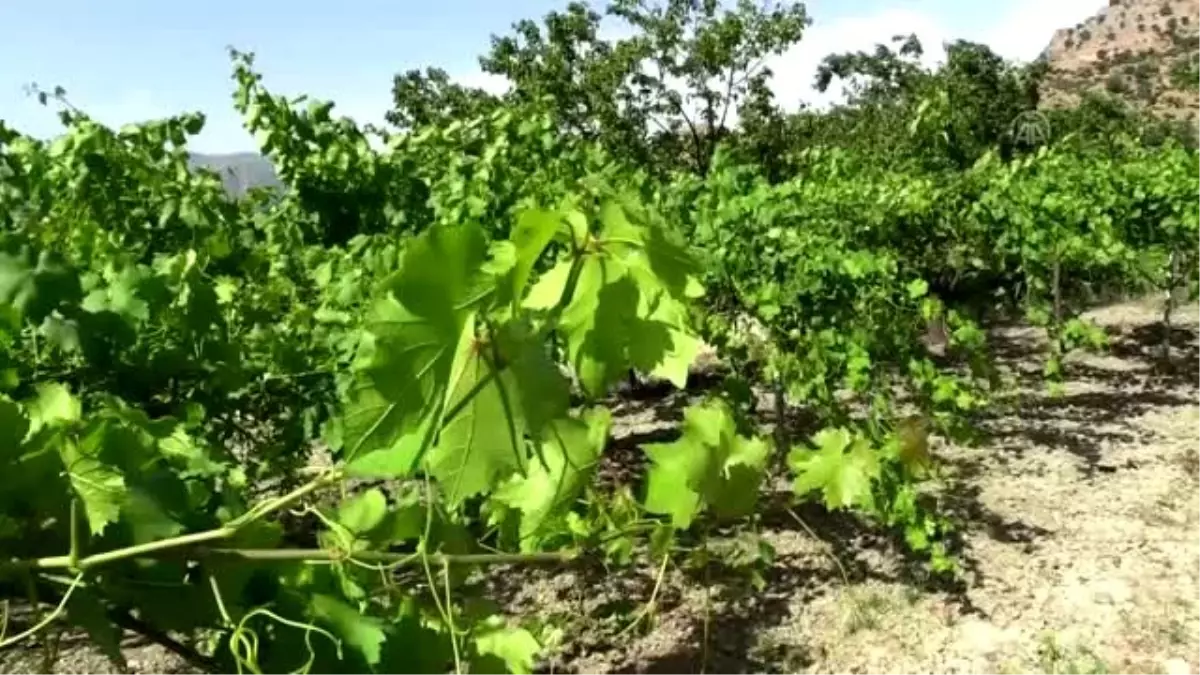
[187,151,279,195]
[1040,0,1200,123]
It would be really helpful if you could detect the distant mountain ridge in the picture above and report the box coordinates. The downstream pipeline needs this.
[187,152,279,196]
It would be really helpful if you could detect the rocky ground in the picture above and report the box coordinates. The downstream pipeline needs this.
[2,296,1197,674]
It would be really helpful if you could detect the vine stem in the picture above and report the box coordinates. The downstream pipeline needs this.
[9,547,577,572]
[209,548,578,566]
[0,469,342,575]
[0,573,83,650]
[617,552,671,637]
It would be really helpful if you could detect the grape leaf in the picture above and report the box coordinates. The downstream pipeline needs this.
[337,488,388,535]
[493,408,611,551]
[309,593,387,667]
[472,617,542,674]
[59,431,125,536]
[642,400,768,529]
[340,222,490,470]
[637,216,706,301]
[366,490,426,545]
[522,203,703,396]
[505,209,564,306]
[788,427,881,510]
[426,318,527,505]
[709,434,770,520]
[494,318,570,436]
[521,259,572,311]
[119,488,184,544]
[81,265,152,324]
[26,383,81,436]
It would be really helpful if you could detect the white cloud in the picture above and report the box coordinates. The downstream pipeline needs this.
[975,0,1105,63]
[763,0,1104,111]
[454,68,512,95]
[766,8,950,110]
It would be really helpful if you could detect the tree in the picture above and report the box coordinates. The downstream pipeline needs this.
[474,0,809,176]
[387,67,502,130]
[806,36,1043,169]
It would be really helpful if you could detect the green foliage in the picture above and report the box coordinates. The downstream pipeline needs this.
[643,399,769,529]
[790,427,880,511]
[1,1,1196,671]
[474,0,809,175]
[0,55,716,673]
[387,68,503,131]
[809,36,1043,169]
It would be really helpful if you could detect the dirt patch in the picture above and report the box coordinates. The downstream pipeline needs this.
[513,296,1200,674]
[3,296,1197,674]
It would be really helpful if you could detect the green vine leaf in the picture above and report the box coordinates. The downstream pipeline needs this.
[340,222,491,471]
[26,382,81,436]
[59,432,126,536]
[505,208,565,306]
[789,427,881,511]
[493,408,611,551]
[472,617,542,674]
[642,399,769,529]
[426,314,527,505]
[494,318,570,437]
[523,202,703,396]
[309,593,388,667]
[337,488,389,536]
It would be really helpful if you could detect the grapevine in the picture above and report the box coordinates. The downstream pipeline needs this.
[0,22,1196,672]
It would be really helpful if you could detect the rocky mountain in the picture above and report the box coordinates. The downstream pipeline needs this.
[1040,0,1199,123]
[187,152,279,196]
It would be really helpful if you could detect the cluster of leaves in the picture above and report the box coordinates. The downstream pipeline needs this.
[652,105,1196,569]
[0,108,339,490]
[657,147,991,572]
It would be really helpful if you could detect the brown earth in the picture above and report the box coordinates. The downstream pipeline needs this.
[1040,0,1200,124]
[2,296,1198,674]
[489,296,1200,675]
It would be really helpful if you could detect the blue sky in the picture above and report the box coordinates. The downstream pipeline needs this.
[0,0,1103,153]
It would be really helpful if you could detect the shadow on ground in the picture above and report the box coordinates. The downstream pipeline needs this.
[500,312,1199,674]
[1110,322,1200,384]
[977,319,1198,476]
